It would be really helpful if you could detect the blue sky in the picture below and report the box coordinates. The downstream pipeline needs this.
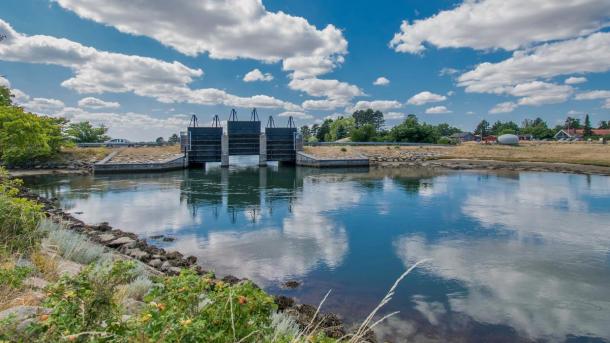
[1,0,609,140]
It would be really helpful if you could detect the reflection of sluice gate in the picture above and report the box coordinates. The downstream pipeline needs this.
[186,109,300,167]
[180,167,303,223]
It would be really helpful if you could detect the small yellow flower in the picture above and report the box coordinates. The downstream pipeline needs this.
[180,318,192,326]
[216,281,225,289]
[65,290,76,298]
[140,313,152,322]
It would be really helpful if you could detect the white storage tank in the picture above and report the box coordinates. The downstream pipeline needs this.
[497,134,519,145]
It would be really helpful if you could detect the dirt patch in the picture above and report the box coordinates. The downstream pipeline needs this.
[108,145,182,164]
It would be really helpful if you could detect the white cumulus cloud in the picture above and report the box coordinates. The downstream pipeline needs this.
[390,0,610,54]
[0,19,300,111]
[564,76,587,85]
[243,68,273,82]
[407,91,446,106]
[78,97,120,109]
[373,77,390,86]
[351,100,402,112]
[489,102,518,114]
[425,106,451,114]
[54,0,348,79]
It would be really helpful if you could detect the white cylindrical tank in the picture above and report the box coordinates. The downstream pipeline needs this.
[497,134,519,145]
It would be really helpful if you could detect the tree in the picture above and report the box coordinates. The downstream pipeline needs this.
[490,121,519,136]
[583,114,593,137]
[350,124,376,142]
[66,121,110,143]
[168,133,180,145]
[0,106,66,165]
[0,86,13,106]
[520,117,553,139]
[329,117,355,141]
[599,121,610,129]
[352,109,384,131]
[316,119,332,142]
[300,125,311,141]
[156,137,165,145]
[564,117,581,130]
[388,115,440,143]
[435,123,461,137]
[474,120,490,136]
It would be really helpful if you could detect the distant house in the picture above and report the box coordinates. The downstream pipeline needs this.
[450,132,476,142]
[104,138,133,147]
[554,129,580,140]
[554,128,610,140]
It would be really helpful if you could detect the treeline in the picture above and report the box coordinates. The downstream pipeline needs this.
[474,114,609,139]
[0,86,109,165]
[300,109,462,144]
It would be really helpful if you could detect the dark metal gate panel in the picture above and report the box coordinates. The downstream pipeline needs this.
[228,121,260,155]
[188,127,222,163]
[266,127,296,161]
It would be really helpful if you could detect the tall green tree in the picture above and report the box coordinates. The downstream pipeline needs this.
[490,121,519,135]
[168,133,180,145]
[316,119,333,142]
[520,117,553,139]
[599,121,609,129]
[299,125,311,141]
[350,124,376,142]
[66,121,110,143]
[352,109,384,131]
[329,117,354,141]
[564,117,581,130]
[474,120,490,136]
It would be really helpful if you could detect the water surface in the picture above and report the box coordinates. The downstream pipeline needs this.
[24,164,610,342]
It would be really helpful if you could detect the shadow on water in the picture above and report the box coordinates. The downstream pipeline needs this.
[22,166,610,343]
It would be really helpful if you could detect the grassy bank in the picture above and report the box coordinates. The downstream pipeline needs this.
[305,141,610,167]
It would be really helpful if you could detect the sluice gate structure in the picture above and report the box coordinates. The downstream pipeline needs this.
[186,109,300,168]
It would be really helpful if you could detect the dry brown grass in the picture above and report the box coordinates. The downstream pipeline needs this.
[59,146,110,163]
[306,142,610,167]
[110,145,182,163]
[30,250,59,282]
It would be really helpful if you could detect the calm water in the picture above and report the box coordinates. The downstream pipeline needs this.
[24,163,610,342]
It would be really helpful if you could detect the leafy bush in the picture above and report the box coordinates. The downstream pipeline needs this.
[0,167,44,255]
[0,265,33,289]
[133,269,276,342]
[0,105,66,165]
[437,137,455,145]
[36,260,137,341]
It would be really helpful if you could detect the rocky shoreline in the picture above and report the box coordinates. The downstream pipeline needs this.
[15,186,360,341]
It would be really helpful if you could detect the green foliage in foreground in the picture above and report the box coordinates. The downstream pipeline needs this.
[0,105,66,165]
[0,167,44,256]
[6,259,334,343]
[0,266,33,289]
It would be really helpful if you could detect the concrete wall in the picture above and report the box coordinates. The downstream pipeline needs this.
[296,152,369,168]
[94,156,186,174]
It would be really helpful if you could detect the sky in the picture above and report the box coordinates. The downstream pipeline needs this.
[1,0,610,140]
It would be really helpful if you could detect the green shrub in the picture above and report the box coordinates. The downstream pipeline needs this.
[437,137,456,145]
[0,265,33,289]
[0,168,44,255]
[36,260,137,341]
[132,269,277,342]
[0,105,66,165]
